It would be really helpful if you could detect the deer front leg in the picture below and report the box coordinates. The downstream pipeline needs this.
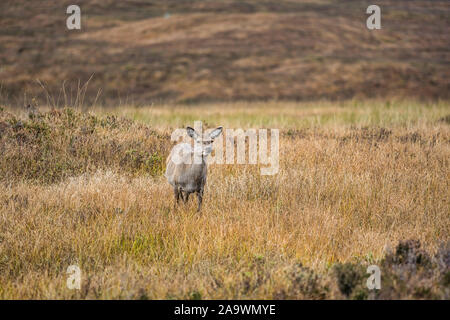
[183,191,190,204]
[173,186,180,207]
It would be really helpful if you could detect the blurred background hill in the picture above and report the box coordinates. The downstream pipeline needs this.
[0,0,449,106]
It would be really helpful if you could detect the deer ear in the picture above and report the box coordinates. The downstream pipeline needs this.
[186,127,198,139]
[209,126,223,139]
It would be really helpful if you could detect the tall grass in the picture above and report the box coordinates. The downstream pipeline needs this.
[0,101,449,299]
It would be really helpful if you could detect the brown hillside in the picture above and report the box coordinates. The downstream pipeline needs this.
[0,0,449,105]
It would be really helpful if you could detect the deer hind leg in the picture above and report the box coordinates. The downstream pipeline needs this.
[179,189,186,203]
[173,186,181,207]
[196,189,203,212]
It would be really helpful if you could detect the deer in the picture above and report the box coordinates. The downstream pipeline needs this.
[165,126,223,211]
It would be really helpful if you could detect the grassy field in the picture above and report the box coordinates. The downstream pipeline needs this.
[0,100,449,299]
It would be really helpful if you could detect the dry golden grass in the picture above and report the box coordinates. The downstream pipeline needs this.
[0,100,449,299]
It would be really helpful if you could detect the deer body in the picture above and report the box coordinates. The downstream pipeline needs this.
[165,127,222,211]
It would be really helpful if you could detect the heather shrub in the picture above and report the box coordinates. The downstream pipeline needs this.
[375,240,449,299]
[0,107,170,184]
